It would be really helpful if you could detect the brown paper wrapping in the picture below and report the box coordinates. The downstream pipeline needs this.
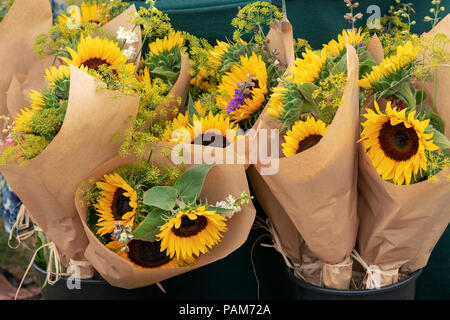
[249,45,360,289]
[154,55,193,122]
[0,66,140,262]
[356,14,450,288]
[267,18,296,69]
[74,146,256,289]
[0,0,52,136]
[4,4,143,131]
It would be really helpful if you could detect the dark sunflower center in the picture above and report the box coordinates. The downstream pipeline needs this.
[82,58,110,70]
[111,188,132,220]
[127,240,172,269]
[172,215,208,238]
[194,132,230,148]
[378,121,419,161]
[296,134,323,154]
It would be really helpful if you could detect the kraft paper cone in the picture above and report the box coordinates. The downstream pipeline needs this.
[0,0,52,137]
[251,45,360,289]
[0,66,140,262]
[366,34,384,64]
[74,146,256,289]
[154,55,193,122]
[103,5,142,64]
[6,57,54,119]
[267,18,296,69]
[357,14,450,288]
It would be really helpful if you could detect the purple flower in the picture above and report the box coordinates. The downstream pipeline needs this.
[227,87,249,113]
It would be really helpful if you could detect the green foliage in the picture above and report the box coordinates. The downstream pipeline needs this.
[131,208,166,241]
[143,186,179,211]
[173,164,213,205]
[277,81,318,133]
[144,47,181,87]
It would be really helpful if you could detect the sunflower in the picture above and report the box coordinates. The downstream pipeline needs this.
[188,112,240,147]
[359,41,419,89]
[323,28,366,58]
[148,31,184,56]
[60,36,128,71]
[360,101,438,185]
[57,1,105,26]
[157,206,228,261]
[12,91,45,133]
[216,53,268,122]
[107,240,178,270]
[162,112,191,142]
[287,48,327,85]
[266,85,289,119]
[95,173,138,236]
[282,117,329,157]
[208,40,230,69]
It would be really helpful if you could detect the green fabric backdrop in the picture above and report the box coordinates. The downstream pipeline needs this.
[129,0,449,300]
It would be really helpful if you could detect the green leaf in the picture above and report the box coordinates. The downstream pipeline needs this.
[174,165,213,204]
[415,90,427,106]
[187,93,199,122]
[131,208,166,242]
[429,112,446,134]
[143,186,179,211]
[333,52,348,74]
[297,82,319,107]
[430,127,450,150]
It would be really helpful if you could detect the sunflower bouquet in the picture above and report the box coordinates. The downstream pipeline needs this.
[156,2,292,166]
[247,27,370,289]
[75,150,255,289]
[354,12,450,288]
[0,1,144,264]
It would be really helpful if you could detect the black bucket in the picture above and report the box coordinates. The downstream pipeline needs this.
[33,263,159,300]
[286,268,423,300]
[32,217,294,300]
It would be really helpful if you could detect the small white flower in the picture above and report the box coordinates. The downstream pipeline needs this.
[123,46,137,59]
[117,27,139,45]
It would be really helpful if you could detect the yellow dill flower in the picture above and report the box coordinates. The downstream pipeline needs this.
[157,206,228,261]
[323,28,366,58]
[282,117,329,157]
[361,101,438,185]
[148,31,184,56]
[287,48,327,85]
[216,53,268,122]
[359,41,419,89]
